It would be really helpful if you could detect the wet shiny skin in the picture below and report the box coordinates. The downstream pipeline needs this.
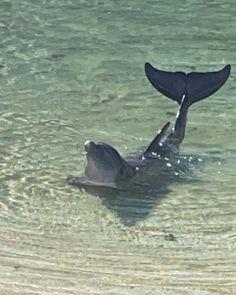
[84,141,136,184]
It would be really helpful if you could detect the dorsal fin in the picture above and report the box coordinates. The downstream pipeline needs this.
[144,122,171,155]
[145,63,231,106]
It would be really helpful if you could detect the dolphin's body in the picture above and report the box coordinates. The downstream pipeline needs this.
[68,63,231,190]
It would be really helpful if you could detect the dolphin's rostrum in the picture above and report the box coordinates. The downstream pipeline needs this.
[68,63,231,188]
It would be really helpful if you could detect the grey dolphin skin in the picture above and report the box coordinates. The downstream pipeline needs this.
[68,63,231,188]
[144,63,231,148]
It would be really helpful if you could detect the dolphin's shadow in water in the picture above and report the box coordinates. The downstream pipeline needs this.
[68,153,208,226]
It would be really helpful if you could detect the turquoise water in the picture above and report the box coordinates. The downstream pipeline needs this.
[0,0,236,294]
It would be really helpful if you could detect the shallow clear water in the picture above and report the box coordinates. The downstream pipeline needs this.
[0,0,236,294]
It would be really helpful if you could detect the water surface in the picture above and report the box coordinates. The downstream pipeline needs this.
[0,0,236,294]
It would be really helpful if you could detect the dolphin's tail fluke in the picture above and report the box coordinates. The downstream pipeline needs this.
[145,63,231,108]
[145,62,231,149]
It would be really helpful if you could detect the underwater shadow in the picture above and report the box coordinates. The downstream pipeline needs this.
[68,154,201,226]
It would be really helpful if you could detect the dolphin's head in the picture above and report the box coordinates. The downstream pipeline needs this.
[84,141,137,185]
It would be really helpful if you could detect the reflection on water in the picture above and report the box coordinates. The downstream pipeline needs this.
[0,0,236,294]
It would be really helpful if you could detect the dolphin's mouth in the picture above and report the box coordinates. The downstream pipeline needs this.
[84,141,117,159]
[84,140,96,151]
[84,140,121,183]
[84,141,101,158]
[83,140,137,184]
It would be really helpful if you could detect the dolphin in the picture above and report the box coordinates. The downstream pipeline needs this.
[68,63,231,189]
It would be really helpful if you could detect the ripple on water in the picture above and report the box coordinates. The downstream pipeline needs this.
[0,0,236,294]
